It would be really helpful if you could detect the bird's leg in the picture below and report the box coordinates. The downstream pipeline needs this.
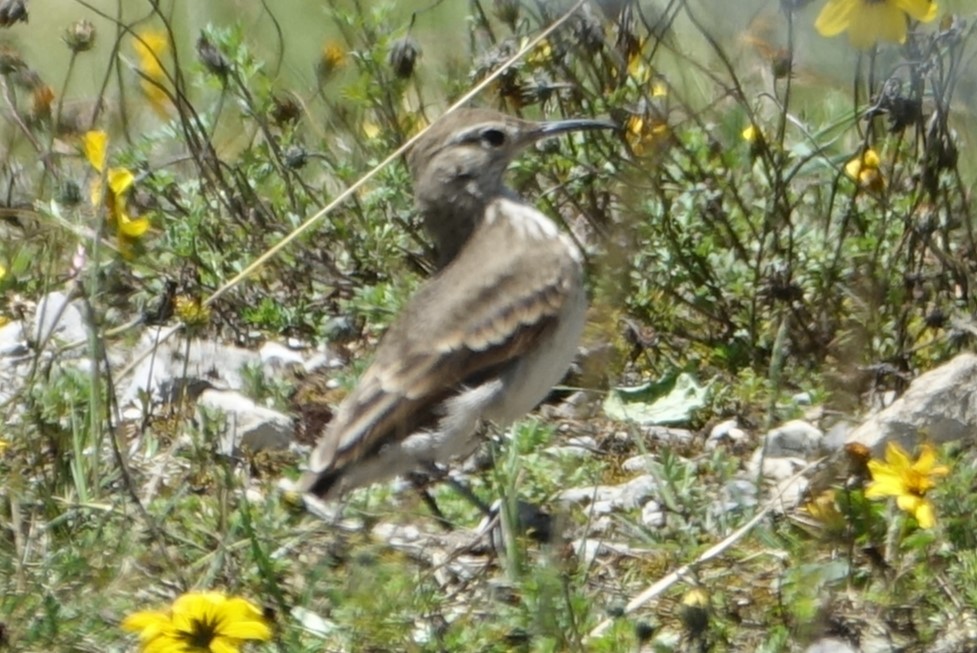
[408,462,493,531]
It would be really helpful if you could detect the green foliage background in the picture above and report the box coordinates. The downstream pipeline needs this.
[1,0,977,651]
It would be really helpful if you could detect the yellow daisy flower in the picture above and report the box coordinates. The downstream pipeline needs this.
[625,113,669,157]
[82,130,150,254]
[864,441,948,528]
[122,591,271,653]
[844,148,885,192]
[815,0,938,49]
[317,41,347,81]
[132,28,170,114]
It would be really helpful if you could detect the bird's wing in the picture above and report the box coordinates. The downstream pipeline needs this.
[297,205,581,496]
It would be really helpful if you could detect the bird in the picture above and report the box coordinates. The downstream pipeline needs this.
[294,108,616,501]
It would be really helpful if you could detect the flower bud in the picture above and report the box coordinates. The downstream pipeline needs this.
[197,34,230,78]
[63,20,96,53]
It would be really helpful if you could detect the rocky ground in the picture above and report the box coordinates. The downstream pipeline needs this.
[5,289,977,651]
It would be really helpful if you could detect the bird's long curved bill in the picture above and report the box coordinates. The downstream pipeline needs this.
[531,117,619,142]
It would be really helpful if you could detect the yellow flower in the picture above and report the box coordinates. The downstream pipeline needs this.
[317,41,347,80]
[742,125,759,143]
[865,442,948,528]
[0,262,6,281]
[361,119,381,140]
[625,113,669,156]
[83,129,107,173]
[82,130,150,253]
[174,295,212,328]
[621,55,668,97]
[526,38,553,66]
[815,0,938,49]
[844,148,885,192]
[132,28,170,114]
[122,591,271,653]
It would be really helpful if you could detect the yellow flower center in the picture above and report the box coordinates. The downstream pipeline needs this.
[904,468,933,495]
[184,622,218,649]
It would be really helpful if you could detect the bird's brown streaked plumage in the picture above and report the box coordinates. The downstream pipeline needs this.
[295,108,616,500]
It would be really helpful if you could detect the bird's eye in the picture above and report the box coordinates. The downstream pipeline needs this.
[480,128,507,147]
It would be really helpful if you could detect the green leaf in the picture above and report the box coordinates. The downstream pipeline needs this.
[602,373,711,425]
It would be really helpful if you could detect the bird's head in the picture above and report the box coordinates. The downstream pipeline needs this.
[408,108,616,265]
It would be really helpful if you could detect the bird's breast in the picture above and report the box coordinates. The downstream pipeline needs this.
[485,197,583,264]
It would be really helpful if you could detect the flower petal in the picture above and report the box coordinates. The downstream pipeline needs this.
[121,609,171,636]
[108,167,135,196]
[913,499,937,528]
[210,637,244,653]
[815,0,854,37]
[875,3,910,44]
[865,461,905,498]
[883,441,912,470]
[913,444,947,476]
[896,0,938,23]
[82,130,107,173]
[118,214,150,238]
[219,619,271,641]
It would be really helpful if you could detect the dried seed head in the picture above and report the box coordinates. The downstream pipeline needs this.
[0,0,27,27]
[174,295,212,328]
[387,36,421,79]
[573,10,605,54]
[63,20,96,53]
[270,95,301,127]
[284,145,307,169]
[197,34,230,78]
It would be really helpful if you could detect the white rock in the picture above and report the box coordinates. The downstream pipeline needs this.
[33,291,88,345]
[120,329,262,405]
[821,420,854,452]
[303,350,343,373]
[621,453,656,473]
[771,475,808,511]
[804,639,857,653]
[848,353,977,455]
[0,320,26,358]
[541,390,598,420]
[259,341,305,369]
[717,478,758,512]
[791,391,813,405]
[560,474,657,511]
[762,420,823,458]
[706,419,748,450]
[286,336,308,350]
[197,389,294,453]
[571,538,643,565]
[641,425,695,446]
[573,538,606,565]
[641,500,665,528]
[544,435,596,458]
[748,451,808,481]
